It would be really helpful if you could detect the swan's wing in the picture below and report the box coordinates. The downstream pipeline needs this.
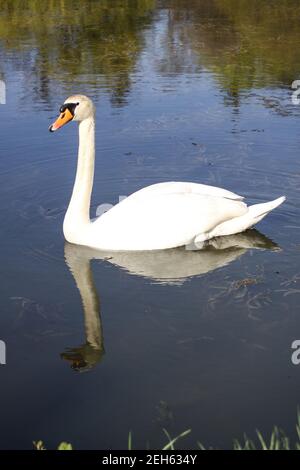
[89,193,247,250]
[128,182,244,201]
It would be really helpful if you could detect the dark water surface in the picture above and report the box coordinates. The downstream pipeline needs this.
[0,0,300,449]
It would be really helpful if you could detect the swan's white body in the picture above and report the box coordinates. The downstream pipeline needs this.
[51,95,285,251]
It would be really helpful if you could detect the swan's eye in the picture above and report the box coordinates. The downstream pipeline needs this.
[76,102,79,106]
[58,103,77,116]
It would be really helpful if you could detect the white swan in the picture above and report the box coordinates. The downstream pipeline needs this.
[49,95,285,251]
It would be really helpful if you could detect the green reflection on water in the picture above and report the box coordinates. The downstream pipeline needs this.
[0,0,155,105]
[1,0,300,102]
[162,0,300,96]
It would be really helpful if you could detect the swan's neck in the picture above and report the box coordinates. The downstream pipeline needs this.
[63,116,95,243]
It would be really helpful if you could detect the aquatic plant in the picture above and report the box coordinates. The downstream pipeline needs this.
[33,409,300,450]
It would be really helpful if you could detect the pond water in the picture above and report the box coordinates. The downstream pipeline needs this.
[0,0,300,449]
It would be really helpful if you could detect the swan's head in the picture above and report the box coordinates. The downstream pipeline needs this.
[49,95,95,132]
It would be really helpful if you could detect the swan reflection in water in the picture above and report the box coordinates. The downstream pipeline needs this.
[61,229,279,371]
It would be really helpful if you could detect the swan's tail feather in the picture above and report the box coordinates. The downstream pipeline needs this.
[205,196,286,240]
[247,196,286,224]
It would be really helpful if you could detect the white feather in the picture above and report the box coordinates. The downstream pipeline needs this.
[55,95,286,252]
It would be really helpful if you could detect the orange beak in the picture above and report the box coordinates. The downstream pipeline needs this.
[49,108,73,132]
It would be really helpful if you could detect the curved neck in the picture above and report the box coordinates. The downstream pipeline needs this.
[64,116,95,242]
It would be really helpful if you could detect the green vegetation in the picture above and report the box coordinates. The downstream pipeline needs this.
[33,440,73,450]
[34,410,300,450]
[33,429,191,451]
[201,409,300,449]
